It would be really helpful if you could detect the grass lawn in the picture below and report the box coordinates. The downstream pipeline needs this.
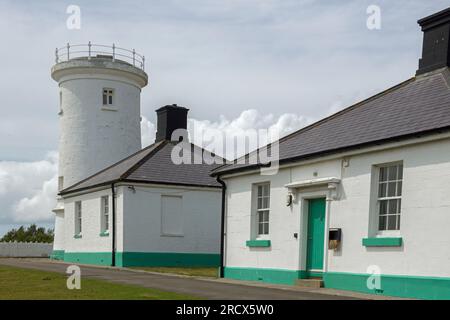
[0,265,199,300]
[133,267,219,278]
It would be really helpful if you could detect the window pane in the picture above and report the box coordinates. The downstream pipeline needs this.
[257,197,262,209]
[378,183,387,198]
[388,215,398,230]
[397,215,401,229]
[264,223,269,235]
[262,197,269,209]
[103,94,107,105]
[388,165,397,180]
[387,182,396,197]
[108,95,113,105]
[398,199,402,213]
[379,215,386,230]
[397,181,402,197]
[388,199,398,214]
[263,185,269,197]
[379,167,387,182]
[258,223,263,235]
[379,200,388,214]
[398,165,403,180]
[258,186,262,197]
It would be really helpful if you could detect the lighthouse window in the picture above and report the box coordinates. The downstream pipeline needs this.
[102,89,114,105]
[75,201,82,235]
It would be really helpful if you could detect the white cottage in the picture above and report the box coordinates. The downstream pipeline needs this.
[52,86,222,267]
[212,8,450,299]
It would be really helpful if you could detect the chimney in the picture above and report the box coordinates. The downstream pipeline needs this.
[155,104,189,142]
[417,8,450,75]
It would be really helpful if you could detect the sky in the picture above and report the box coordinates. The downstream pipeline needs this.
[0,0,449,236]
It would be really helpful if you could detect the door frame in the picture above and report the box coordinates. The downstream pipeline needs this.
[298,190,331,278]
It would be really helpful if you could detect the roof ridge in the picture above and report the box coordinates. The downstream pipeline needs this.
[60,140,164,193]
[120,140,169,179]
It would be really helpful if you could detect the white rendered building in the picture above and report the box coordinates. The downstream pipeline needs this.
[212,8,450,299]
[50,45,222,266]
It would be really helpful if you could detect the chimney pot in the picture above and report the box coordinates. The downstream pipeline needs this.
[155,104,189,142]
[417,8,450,75]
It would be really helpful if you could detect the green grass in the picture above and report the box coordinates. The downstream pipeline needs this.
[133,267,219,278]
[0,265,198,300]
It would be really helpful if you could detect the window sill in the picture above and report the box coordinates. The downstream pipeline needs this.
[101,106,118,112]
[74,234,82,239]
[362,237,402,247]
[246,240,271,247]
[99,231,109,237]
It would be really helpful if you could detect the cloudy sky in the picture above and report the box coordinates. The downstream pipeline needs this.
[0,0,448,236]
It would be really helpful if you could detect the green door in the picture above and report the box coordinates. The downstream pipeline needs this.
[306,198,326,273]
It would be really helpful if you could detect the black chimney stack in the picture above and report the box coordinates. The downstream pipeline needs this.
[155,104,189,142]
[417,8,450,75]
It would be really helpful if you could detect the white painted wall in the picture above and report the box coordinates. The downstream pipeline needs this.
[62,184,221,255]
[63,188,120,253]
[57,75,142,189]
[122,184,221,254]
[53,211,65,251]
[224,136,450,278]
[0,242,53,257]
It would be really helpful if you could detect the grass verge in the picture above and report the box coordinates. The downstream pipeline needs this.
[0,265,199,300]
[132,267,219,278]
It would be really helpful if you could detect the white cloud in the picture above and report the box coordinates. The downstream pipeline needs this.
[0,152,58,225]
[141,116,156,148]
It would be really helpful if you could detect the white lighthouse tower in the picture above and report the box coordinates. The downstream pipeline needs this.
[50,43,148,258]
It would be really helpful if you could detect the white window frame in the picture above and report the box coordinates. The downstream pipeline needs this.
[101,196,109,233]
[255,183,270,237]
[102,88,114,106]
[376,162,403,234]
[74,201,82,235]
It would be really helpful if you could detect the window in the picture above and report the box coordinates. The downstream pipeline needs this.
[75,201,82,235]
[377,163,403,231]
[256,183,270,235]
[101,196,109,233]
[102,89,114,105]
[161,195,183,236]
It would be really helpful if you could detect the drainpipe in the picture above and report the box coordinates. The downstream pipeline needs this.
[111,183,116,267]
[216,176,226,278]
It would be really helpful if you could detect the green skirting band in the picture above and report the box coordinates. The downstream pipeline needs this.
[223,267,307,285]
[324,272,450,300]
[223,266,450,299]
[50,250,65,260]
[60,251,220,267]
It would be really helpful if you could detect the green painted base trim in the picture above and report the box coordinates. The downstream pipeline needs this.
[324,271,450,300]
[62,251,220,267]
[50,250,65,260]
[73,234,82,239]
[116,252,220,267]
[99,231,110,237]
[362,237,402,247]
[64,252,113,266]
[246,240,271,247]
[224,267,306,285]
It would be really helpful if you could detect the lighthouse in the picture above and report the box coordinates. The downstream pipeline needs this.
[51,43,148,258]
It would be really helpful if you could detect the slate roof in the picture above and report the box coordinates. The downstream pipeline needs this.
[212,68,450,176]
[60,140,222,195]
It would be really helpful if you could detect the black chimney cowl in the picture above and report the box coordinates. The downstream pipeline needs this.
[155,104,189,142]
[417,7,450,75]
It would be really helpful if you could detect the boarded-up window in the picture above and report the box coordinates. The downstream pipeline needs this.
[161,195,183,236]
